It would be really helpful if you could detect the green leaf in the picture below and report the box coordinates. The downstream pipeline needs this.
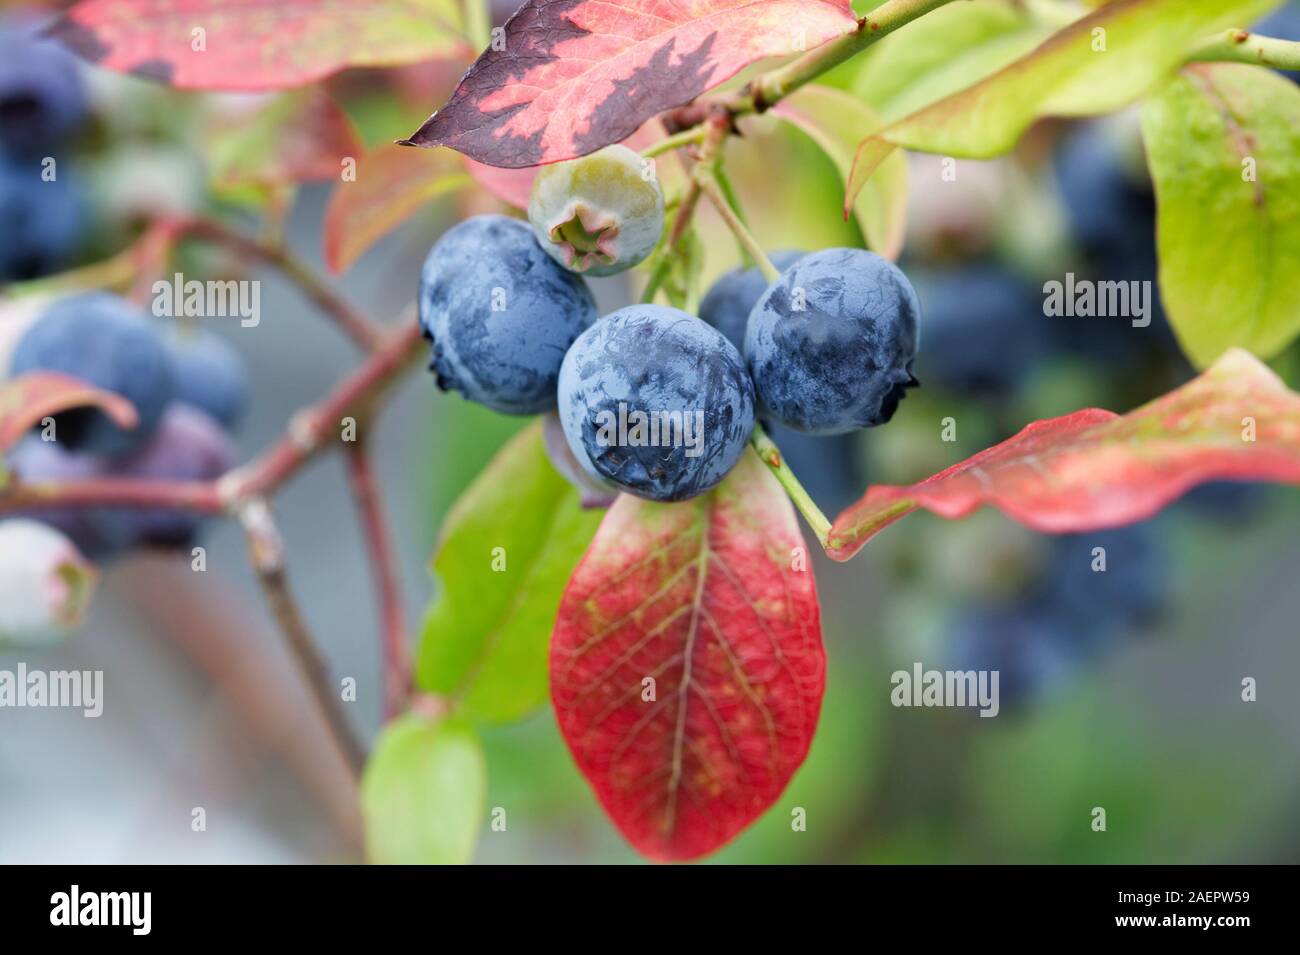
[416,420,604,722]
[767,85,909,260]
[1142,64,1300,367]
[846,0,1280,207]
[361,714,485,865]
[838,0,1060,122]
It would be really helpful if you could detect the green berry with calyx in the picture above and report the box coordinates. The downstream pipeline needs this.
[528,144,664,277]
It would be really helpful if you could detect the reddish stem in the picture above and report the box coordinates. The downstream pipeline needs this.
[0,321,425,517]
[344,442,410,719]
[155,217,386,352]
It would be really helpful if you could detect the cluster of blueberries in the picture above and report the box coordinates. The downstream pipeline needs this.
[418,144,918,505]
[3,292,249,558]
[0,14,88,283]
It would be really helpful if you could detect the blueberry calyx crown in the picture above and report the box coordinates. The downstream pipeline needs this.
[546,203,620,272]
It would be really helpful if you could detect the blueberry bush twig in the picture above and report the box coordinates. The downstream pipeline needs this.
[1188,28,1300,69]
[157,217,385,352]
[240,496,369,776]
[696,172,779,283]
[640,127,706,160]
[750,425,832,547]
[660,0,959,135]
[344,439,410,719]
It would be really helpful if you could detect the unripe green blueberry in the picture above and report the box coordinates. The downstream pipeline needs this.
[528,144,664,276]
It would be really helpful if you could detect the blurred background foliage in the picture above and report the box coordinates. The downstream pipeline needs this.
[2,0,1299,863]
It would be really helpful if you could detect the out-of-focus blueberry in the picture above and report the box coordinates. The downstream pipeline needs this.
[10,293,175,456]
[1035,524,1165,636]
[0,15,88,155]
[1181,480,1271,524]
[911,264,1045,397]
[946,604,1075,710]
[94,404,236,550]
[164,326,249,429]
[5,436,120,559]
[0,155,85,281]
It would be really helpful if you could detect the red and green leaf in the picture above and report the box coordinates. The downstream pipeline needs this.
[827,349,1300,561]
[0,372,138,454]
[463,158,538,210]
[50,0,470,91]
[403,0,857,168]
[323,144,472,274]
[551,450,825,862]
[207,90,363,195]
[462,118,684,209]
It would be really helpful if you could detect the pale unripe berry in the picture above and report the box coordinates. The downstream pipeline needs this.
[0,519,98,646]
[528,144,664,277]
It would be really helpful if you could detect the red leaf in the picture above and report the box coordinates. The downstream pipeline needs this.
[462,117,684,208]
[463,158,537,210]
[0,372,138,453]
[209,90,363,190]
[323,144,471,274]
[827,349,1300,561]
[404,0,856,168]
[50,0,470,91]
[551,450,825,861]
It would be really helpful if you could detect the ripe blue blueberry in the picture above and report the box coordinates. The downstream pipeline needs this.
[911,264,1044,397]
[0,155,85,281]
[0,16,88,155]
[699,250,805,353]
[165,327,250,429]
[418,215,597,415]
[95,404,236,550]
[10,293,176,457]
[528,144,664,277]
[557,304,755,502]
[745,248,920,435]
